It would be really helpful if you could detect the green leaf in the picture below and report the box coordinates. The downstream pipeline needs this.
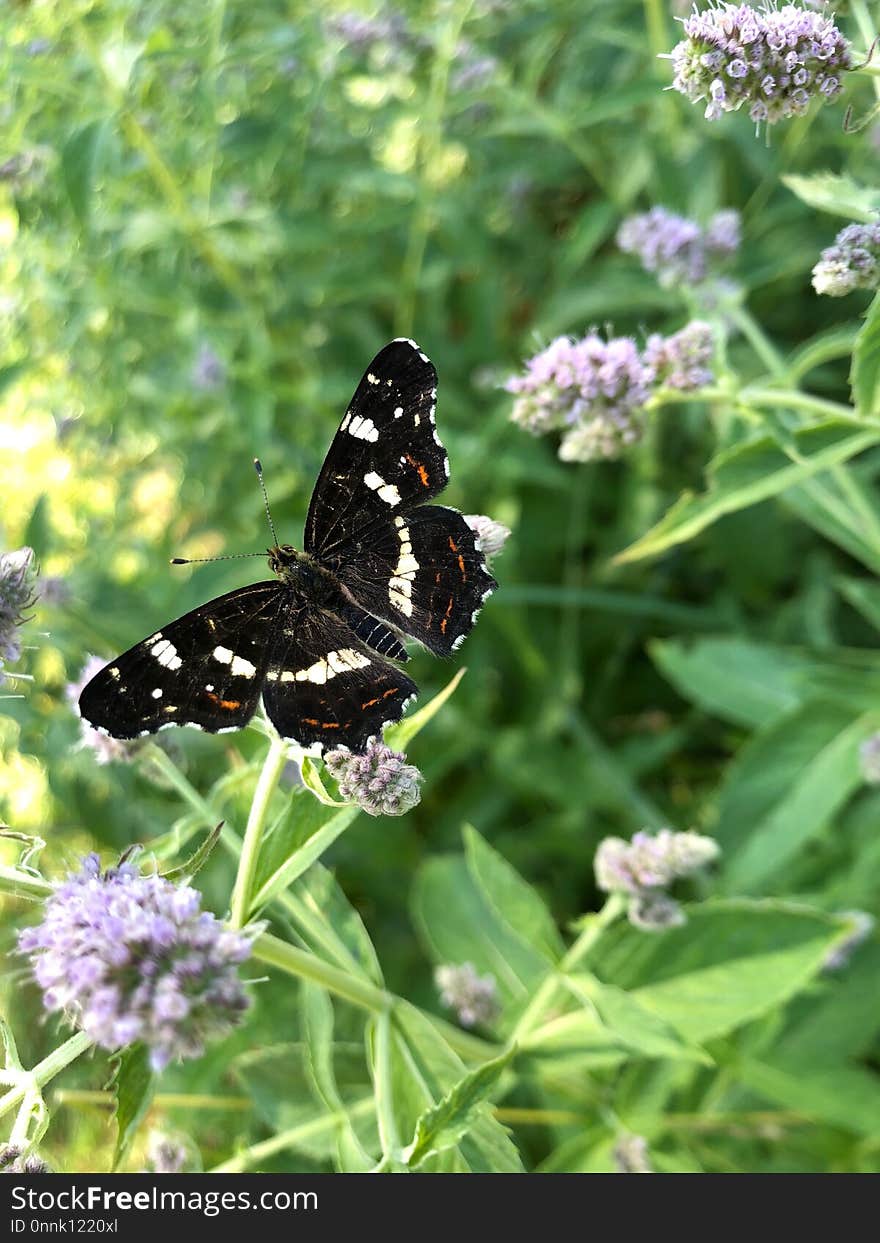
[463,825,563,963]
[392,1002,523,1172]
[411,855,551,1007]
[61,121,107,228]
[160,822,223,883]
[402,1045,515,1167]
[716,704,878,892]
[302,984,374,1171]
[109,1045,155,1171]
[737,1059,880,1138]
[299,758,347,807]
[565,974,711,1064]
[287,864,383,985]
[594,899,847,1043]
[852,290,880,418]
[384,668,466,752]
[836,575,880,632]
[615,422,880,565]
[250,793,359,916]
[782,173,880,223]
[650,637,811,728]
[787,326,861,384]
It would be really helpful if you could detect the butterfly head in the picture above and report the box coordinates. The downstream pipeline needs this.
[267,544,301,578]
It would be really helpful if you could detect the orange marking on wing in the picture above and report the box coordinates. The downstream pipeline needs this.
[321,721,340,730]
[382,687,399,699]
[361,697,380,709]
[405,454,430,487]
[457,554,466,580]
[303,717,320,726]
[448,536,459,552]
[440,596,455,634]
[205,691,242,710]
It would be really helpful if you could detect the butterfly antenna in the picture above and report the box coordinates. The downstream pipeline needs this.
[170,553,266,565]
[253,458,280,548]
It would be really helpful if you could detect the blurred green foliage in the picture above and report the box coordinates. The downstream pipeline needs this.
[3,0,880,1173]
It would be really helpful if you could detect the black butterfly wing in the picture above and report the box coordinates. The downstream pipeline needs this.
[305,338,496,655]
[305,338,447,559]
[326,505,496,657]
[78,582,285,739]
[263,600,418,753]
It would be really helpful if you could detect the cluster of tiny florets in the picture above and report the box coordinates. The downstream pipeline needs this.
[435,962,500,1027]
[645,321,716,391]
[0,1144,49,1174]
[19,855,255,1071]
[617,207,740,288]
[507,325,715,463]
[325,739,422,816]
[66,656,135,764]
[463,513,511,560]
[0,547,37,672]
[595,828,719,930]
[812,223,880,298]
[670,3,851,126]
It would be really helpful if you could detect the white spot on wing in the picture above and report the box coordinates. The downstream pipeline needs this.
[151,638,182,671]
[363,471,401,506]
[213,646,233,664]
[231,655,257,678]
[151,688,163,699]
[347,415,379,442]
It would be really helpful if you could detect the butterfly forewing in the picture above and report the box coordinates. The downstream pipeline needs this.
[78,582,284,739]
[305,339,448,559]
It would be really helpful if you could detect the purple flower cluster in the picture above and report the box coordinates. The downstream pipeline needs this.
[66,656,135,764]
[325,739,422,816]
[645,321,715,391]
[435,962,500,1027]
[19,855,254,1071]
[670,3,851,126]
[463,513,511,561]
[617,207,740,288]
[0,1144,49,1175]
[507,324,716,463]
[812,223,880,297]
[594,828,719,931]
[0,547,37,669]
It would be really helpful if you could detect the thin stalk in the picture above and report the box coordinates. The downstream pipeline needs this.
[210,1097,375,1174]
[54,1090,250,1112]
[229,735,289,928]
[0,1033,93,1124]
[727,305,787,380]
[742,386,876,425]
[510,894,626,1045]
[851,0,880,102]
[372,1010,400,1161]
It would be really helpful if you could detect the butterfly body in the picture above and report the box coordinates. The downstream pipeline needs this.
[79,340,496,754]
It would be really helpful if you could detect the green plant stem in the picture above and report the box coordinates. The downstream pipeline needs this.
[642,0,669,63]
[209,1097,375,1173]
[373,1010,400,1160]
[510,893,626,1045]
[0,865,53,901]
[0,1033,93,1124]
[727,305,787,380]
[229,735,289,929]
[742,387,873,425]
[851,0,880,100]
[54,1090,250,1111]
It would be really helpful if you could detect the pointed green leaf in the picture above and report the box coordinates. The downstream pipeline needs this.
[160,823,223,883]
[566,974,711,1064]
[109,1045,155,1171]
[402,1045,515,1167]
[852,290,880,418]
[463,825,563,962]
[782,173,880,222]
[384,668,466,752]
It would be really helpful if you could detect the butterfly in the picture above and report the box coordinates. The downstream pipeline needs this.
[79,339,497,754]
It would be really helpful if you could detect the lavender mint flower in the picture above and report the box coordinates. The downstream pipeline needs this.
[669,3,852,127]
[644,321,715,391]
[324,739,422,816]
[66,656,136,765]
[191,343,226,392]
[463,514,511,560]
[435,962,500,1027]
[0,547,37,668]
[507,334,653,462]
[595,828,719,932]
[143,1130,192,1174]
[812,223,880,297]
[0,1144,49,1174]
[617,207,740,289]
[19,854,255,1071]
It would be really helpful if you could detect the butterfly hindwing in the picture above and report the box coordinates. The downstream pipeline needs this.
[78,582,284,739]
[323,504,496,656]
[262,602,418,752]
[305,339,448,560]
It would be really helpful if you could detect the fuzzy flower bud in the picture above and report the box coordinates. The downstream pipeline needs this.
[644,321,715,391]
[0,547,37,666]
[617,207,740,288]
[19,855,255,1071]
[435,962,500,1027]
[670,3,851,126]
[859,733,880,785]
[0,1144,49,1174]
[595,828,718,932]
[822,910,875,972]
[324,739,422,816]
[812,223,880,297]
[66,656,136,765]
[613,1134,653,1173]
[143,1131,192,1174]
[463,514,511,560]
